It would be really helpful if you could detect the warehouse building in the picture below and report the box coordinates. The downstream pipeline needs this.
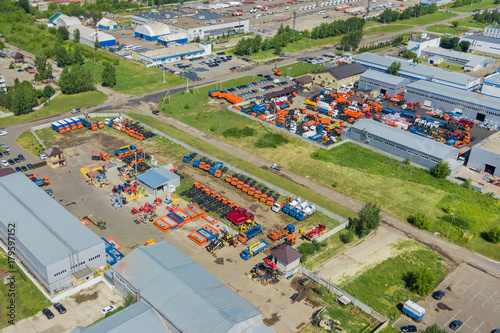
[158,32,189,46]
[0,172,106,294]
[460,33,500,57]
[352,53,481,90]
[74,242,273,333]
[134,22,171,41]
[407,33,441,57]
[55,15,81,28]
[97,18,117,30]
[468,132,500,176]
[314,63,367,90]
[136,165,181,195]
[358,70,410,97]
[405,80,500,123]
[420,47,495,72]
[481,72,500,98]
[138,42,211,66]
[68,25,116,48]
[348,119,459,169]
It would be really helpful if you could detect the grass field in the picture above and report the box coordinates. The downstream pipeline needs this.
[457,16,491,29]
[0,249,51,329]
[0,91,108,128]
[342,240,448,322]
[363,12,458,35]
[303,233,350,270]
[83,60,185,95]
[445,0,496,12]
[15,131,45,156]
[426,24,471,35]
[277,62,327,78]
[437,62,465,71]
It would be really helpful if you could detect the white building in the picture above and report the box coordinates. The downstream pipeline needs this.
[420,47,495,72]
[138,42,212,66]
[407,33,441,57]
[460,33,500,56]
[481,72,500,98]
[483,26,500,38]
[358,70,411,97]
[68,25,116,48]
[55,16,81,28]
[270,245,302,276]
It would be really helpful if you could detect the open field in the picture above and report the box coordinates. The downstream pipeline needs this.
[341,240,448,322]
[425,24,472,35]
[445,0,497,12]
[0,249,51,329]
[277,62,327,78]
[456,15,491,29]
[15,131,44,156]
[0,91,108,128]
[303,233,350,270]
[83,60,185,95]
[363,12,458,35]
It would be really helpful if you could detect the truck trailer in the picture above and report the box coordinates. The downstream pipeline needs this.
[402,300,425,321]
[240,241,268,260]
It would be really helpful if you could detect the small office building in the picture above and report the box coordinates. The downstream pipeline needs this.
[97,18,117,30]
[460,33,500,57]
[407,33,441,57]
[136,165,181,195]
[348,119,459,169]
[420,47,495,72]
[481,72,500,98]
[314,63,367,90]
[358,70,410,97]
[271,245,302,276]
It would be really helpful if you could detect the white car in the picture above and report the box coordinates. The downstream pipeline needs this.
[101,305,116,316]
[0,131,7,136]
[1,160,9,167]
[39,153,46,161]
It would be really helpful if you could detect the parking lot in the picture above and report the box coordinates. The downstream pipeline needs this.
[396,264,500,333]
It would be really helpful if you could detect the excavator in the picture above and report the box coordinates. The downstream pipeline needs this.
[91,151,109,161]
[286,228,305,245]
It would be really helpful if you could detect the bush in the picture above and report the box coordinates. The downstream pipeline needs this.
[463,178,471,189]
[408,212,432,230]
[209,124,218,132]
[405,268,435,296]
[439,214,470,230]
[254,133,289,148]
[340,230,355,243]
[482,226,500,243]
[348,202,382,238]
[222,126,255,138]
[432,161,451,179]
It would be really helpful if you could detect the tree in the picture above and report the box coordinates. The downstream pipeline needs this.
[482,226,500,243]
[16,0,30,13]
[273,45,282,56]
[34,55,52,81]
[400,50,418,62]
[451,20,460,28]
[424,324,448,333]
[58,67,74,94]
[124,292,136,307]
[388,61,401,76]
[74,28,80,43]
[42,85,55,99]
[340,230,355,243]
[10,80,37,115]
[340,30,363,51]
[348,202,382,238]
[195,35,201,43]
[462,178,471,188]
[101,62,117,87]
[432,161,450,179]
[73,46,84,65]
[459,40,470,52]
[59,65,95,95]
[405,268,435,295]
[56,26,69,42]
[408,212,432,230]
[54,43,68,67]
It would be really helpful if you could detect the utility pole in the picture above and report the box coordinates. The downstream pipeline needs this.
[293,11,296,30]
[447,213,454,239]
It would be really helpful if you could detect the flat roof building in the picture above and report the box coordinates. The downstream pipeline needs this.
[348,119,459,169]
[468,131,500,176]
[136,165,181,195]
[352,53,481,90]
[405,80,500,123]
[460,33,500,57]
[420,47,495,72]
[358,70,411,97]
[138,42,211,66]
[0,172,106,294]
[407,33,441,57]
[481,72,500,98]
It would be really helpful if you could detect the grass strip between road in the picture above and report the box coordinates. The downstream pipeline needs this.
[129,113,356,219]
[15,131,45,156]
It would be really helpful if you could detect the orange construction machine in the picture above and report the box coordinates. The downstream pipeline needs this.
[91,151,110,161]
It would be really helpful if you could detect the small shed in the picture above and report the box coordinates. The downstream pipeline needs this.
[44,146,66,168]
[0,268,11,285]
[136,165,181,196]
[97,18,118,30]
[296,75,314,92]
[271,244,302,276]
[13,52,24,63]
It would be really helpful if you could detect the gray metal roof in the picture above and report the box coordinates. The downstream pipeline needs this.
[360,70,410,87]
[422,47,494,68]
[406,80,500,113]
[112,242,267,333]
[351,119,458,159]
[72,301,169,333]
[410,34,440,43]
[461,33,500,45]
[317,63,367,80]
[353,53,477,87]
[136,166,180,188]
[0,173,104,267]
[484,72,500,85]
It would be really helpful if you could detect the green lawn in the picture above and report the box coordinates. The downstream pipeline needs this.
[277,62,327,78]
[303,233,350,270]
[0,249,52,329]
[83,60,185,95]
[425,24,471,35]
[363,12,458,35]
[458,16,491,29]
[437,62,465,71]
[342,240,448,322]
[444,0,497,12]
[0,91,108,128]
[15,131,45,156]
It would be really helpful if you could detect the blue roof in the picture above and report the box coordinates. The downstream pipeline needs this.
[136,166,180,188]
[111,242,269,333]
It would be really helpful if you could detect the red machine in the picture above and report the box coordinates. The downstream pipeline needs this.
[264,258,276,270]
[306,223,326,240]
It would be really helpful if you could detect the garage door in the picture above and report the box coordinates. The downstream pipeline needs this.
[424,100,432,107]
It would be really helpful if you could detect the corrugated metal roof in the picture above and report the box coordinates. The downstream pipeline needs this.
[461,33,500,45]
[72,301,169,333]
[67,25,116,42]
[264,86,296,99]
[360,70,410,87]
[112,242,263,333]
[351,119,458,159]
[56,16,81,27]
[159,33,188,42]
[317,63,366,80]
[136,166,180,189]
[0,173,104,267]
[97,18,117,27]
[406,80,500,113]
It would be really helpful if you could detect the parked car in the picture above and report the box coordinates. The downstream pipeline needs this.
[401,325,417,332]
[152,109,160,115]
[21,165,27,171]
[15,166,21,172]
[8,159,15,165]
[18,154,25,161]
[13,157,20,163]
[42,308,54,319]
[39,153,46,161]
[53,303,66,314]
[432,290,446,300]
[0,130,7,136]
[27,163,33,170]
[101,305,116,316]
[449,320,463,330]
[1,160,8,167]
[71,108,80,114]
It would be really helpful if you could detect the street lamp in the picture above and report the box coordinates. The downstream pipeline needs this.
[447,213,454,239]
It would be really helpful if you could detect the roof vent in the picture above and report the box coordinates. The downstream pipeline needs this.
[421,33,428,39]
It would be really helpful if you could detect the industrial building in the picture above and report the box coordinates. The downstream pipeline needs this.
[481,72,500,98]
[314,63,367,90]
[468,131,500,176]
[68,25,116,48]
[132,9,249,41]
[358,70,410,97]
[73,242,273,333]
[348,119,459,169]
[136,165,181,195]
[55,15,81,28]
[97,18,117,30]
[420,47,495,72]
[407,33,441,57]
[460,33,500,57]
[159,33,189,46]
[352,53,481,90]
[134,22,171,41]
[138,42,211,66]
[0,172,106,294]
[405,80,500,123]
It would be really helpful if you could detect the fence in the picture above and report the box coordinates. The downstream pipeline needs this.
[315,221,348,242]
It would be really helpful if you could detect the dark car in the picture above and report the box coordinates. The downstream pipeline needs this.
[42,308,54,319]
[21,165,27,171]
[27,163,33,170]
[53,303,66,314]
[0,152,2,157]
[14,158,20,163]
[18,154,25,161]
[152,110,160,115]
[401,325,417,332]
[8,159,15,165]
[450,320,463,330]
[432,290,446,300]
[3,150,9,155]
[15,166,21,172]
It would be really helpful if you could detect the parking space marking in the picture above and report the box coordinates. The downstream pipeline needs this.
[494,302,500,312]
[470,287,483,300]
[472,321,484,332]
[460,281,476,295]
[453,276,465,289]
[442,270,457,283]
[443,309,462,328]
[456,315,473,332]
[482,290,498,306]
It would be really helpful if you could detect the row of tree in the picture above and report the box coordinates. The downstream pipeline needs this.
[440,36,470,52]
[59,65,95,94]
[378,4,438,23]
[310,17,365,40]
[358,34,406,53]
[472,9,500,23]
[451,0,481,7]
[0,79,55,115]
[234,25,303,56]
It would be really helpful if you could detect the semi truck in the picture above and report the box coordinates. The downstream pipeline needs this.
[240,241,268,260]
[227,207,254,225]
[290,201,308,218]
[87,214,106,230]
[238,224,262,243]
[282,197,301,214]
[402,300,425,322]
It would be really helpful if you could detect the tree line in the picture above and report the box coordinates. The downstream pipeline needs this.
[0,79,55,115]
[451,0,481,7]
[472,9,500,23]
[234,24,302,56]
[378,4,438,23]
[358,34,406,53]
[440,37,470,52]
